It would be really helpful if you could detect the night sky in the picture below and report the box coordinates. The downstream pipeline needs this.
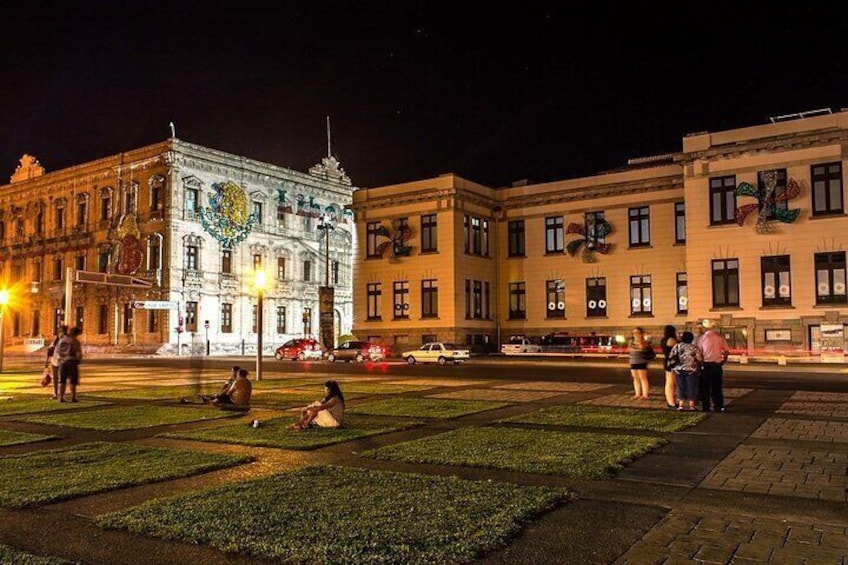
[2,2,847,189]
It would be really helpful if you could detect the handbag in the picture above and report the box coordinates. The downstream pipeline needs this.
[40,369,52,387]
[645,344,657,361]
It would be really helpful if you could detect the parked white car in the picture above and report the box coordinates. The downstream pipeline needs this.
[402,342,470,365]
[501,337,542,355]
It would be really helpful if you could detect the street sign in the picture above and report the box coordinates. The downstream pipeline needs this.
[132,301,178,310]
[75,270,152,288]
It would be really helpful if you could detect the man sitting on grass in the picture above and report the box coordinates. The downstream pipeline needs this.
[201,365,240,404]
[212,368,252,409]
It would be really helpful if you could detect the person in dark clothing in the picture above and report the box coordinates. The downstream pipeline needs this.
[57,327,83,403]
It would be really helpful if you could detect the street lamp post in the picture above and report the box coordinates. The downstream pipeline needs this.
[204,320,210,356]
[0,290,8,373]
[317,214,335,287]
[317,215,335,350]
[254,270,267,381]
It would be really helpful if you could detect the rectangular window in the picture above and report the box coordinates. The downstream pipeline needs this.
[630,275,653,315]
[98,304,108,334]
[394,218,409,255]
[276,256,285,280]
[76,201,87,226]
[12,313,19,337]
[811,162,843,216]
[674,202,686,243]
[149,239,161,270]
[464,279,471,318]
[815,251,847,304]
[482,219,490,257]
[101,195,111,221]
[252,201,263,224]
[185,188,199,216]
[98,249,110,273]
[276,306,286,334]
[35,211,44,234]
[421,279,438,318]
[147,310,156,333]
[185,301,198,332]
[484,281,490,319]
[393,281,410,319]
[123,303,133,334]
[546,280,565,318]
[508,220,525,257]
[252,254,262,270]
[53,256,63,281]
[277,205,287,224]
[508,282,526,319]
[545,216,564,253]
[32,310,40,337]
[676,273,688,314]
[585,212,606,245]
[186,246,198,271]
[757,169,788,219]
[421,213,437,252]
[75,306,84,332]
[472,280,483,319]
[367,283,382,320]
[75,254,86,271]
[761,255,791,307]
[303,260,312,282]
[221,303,233,333]
[586,277,607,317]
[628,206,650,247]
[55,208,65,230]
[222,249,232,274]
[366,222,381,258]
[471,217,481,254]
[151,186,162,212]
[712,259,740,308]
[302,308,312,336]
[33,261,42,283]
[332,260,340,285]
[709,175,737,225]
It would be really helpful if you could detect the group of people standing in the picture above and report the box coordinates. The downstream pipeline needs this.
[45,325,84,403]
[629,322,730,412]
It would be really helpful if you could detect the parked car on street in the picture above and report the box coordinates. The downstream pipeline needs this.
[274,338,325,361]
[327,340,385,363]
[501,336,542,355]
[401,342,470,365]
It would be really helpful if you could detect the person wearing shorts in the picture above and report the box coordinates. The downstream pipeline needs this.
[57,327,83,403]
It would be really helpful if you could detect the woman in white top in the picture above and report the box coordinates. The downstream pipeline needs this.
[287,380,345,430]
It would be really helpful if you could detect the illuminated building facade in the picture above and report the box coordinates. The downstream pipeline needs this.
[352,110,848,356]
[0,139,356,353]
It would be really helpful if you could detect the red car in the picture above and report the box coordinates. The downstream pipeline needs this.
[274,338,325,361]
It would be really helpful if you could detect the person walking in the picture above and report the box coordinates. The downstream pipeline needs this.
[661,325,678,409]
[57,327,83,403]
[628,327,654,400]
[668,331,703,411]
[698,321,730,412]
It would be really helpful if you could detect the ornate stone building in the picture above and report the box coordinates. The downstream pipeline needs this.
[0,139,356,353]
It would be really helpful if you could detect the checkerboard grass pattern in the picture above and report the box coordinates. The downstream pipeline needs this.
[501,405,705,432]
[16,405,237,431]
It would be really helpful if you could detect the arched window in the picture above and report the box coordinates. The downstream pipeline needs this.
[149,175,165,214]
[123,182,138,215]
[54,198,67,232]
[100,187,114,223]
[146,233,163,271]
[75,193,89,228]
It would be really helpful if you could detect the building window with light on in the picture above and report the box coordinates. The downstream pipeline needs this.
[221,303,233,333]
[545,216,563,254]
[586,277,607,317]
[276,256,285,280]
[546,280,565,318]
[676,273,688,314]
[630,275,652,315]
[276,306,286,334]
[185,188,199,218]
[761,255,791,307]
[508,282,526,319]
[393,281,410,319]
[421,213,437,253]
[712,259,740,308]
[815,251,847,304]
[253,254,262,270]
[367,283,382,320]
[674,202,685,243]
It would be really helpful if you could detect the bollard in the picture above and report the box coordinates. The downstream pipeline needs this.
[777,355,787,366]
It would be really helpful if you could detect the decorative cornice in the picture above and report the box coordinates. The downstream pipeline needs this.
[681,129,848,163]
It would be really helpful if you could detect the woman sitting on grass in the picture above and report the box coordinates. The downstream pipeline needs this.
[287,380,345,430]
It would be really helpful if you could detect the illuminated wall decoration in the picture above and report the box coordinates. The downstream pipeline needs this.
[375,219,413,258]
[113,213,143,275]
[735,171,801,233]
[199,181,258,247]
[565,219,612,263]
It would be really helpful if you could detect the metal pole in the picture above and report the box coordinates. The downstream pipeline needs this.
[0,310,4,373]
[325,227,330,287]
[256,289,263,381]
[64,267,74,328]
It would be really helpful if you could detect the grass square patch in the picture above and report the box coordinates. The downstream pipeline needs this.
[160,414,424,450]
[502,405,705,432]
[93,384,222,400]
[0,397,111,416]
[17,405,237,431]
[0,543,76,564]
[0,429,56,446]
[349,397,510,419]
[306,382,438,395]
[97,465,569,565]
[0,442,252,508]
[365,427,664,477]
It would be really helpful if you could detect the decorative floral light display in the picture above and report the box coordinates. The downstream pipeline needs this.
[735,171,801,234]
[113,213,143,275]
[199,181,258,247]
[375,219,413,258]
[565,218,613,263]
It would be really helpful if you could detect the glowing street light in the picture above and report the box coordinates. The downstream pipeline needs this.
[0,289,9,374]
[254,270,268,381]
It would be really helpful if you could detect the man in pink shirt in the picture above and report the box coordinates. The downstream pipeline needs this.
[698,321,730,412]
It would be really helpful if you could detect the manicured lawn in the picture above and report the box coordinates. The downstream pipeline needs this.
[0,398,110,416]
[93,384,222,400]
[250,390,338,406]
[0,543,76,564]
[365,427,664,477]
[502,405,705,432]
[349,397,511,418]
[98,465,569,565]
[0,429,56,446]
[160,414,424,450]
[16,405,237,431]
[0,442,252,508]
[297,382,437,395]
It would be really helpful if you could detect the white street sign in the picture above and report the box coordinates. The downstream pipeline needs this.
[133,301,178,310]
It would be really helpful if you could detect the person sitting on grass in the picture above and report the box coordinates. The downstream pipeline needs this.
[287,380,345,430]
[211,368,252,409]
[201,365,240,404]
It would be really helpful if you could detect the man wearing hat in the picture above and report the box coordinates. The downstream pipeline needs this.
[698,320,730,412]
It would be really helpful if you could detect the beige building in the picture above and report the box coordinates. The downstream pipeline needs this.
[352,110,848,357]
[1,139,356,353]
